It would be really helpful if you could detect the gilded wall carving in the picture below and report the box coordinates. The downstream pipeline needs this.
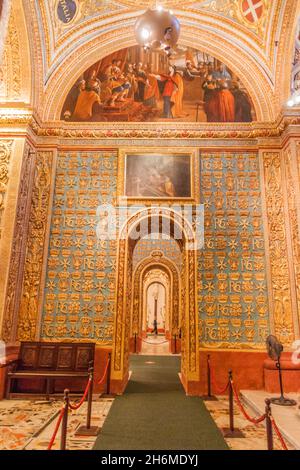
[0,139,12,240]
[284,147,300,322]
[16,151,54,341]
[0,0,11,63]
[0,14,21,101]
[199,152,270,349]
[262,152,295,345]
[284,143,300,333]
[2,144,35,342]
[41,150,117,344]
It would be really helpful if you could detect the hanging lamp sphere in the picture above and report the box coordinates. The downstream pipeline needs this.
[134,8,180,50]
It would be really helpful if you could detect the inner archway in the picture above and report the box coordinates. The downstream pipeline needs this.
[130,252,181,355]
[111,207,199,395]
[145,280,167,336]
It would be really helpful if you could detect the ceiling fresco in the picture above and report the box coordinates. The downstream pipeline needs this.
[61,45,256,123]
[34,0,284,90]
[2,0,295,122]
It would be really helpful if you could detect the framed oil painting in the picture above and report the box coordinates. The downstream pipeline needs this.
[61,45,256,123]
[117,148,199,204]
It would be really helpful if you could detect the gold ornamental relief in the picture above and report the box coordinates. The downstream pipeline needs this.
[0,14,21,100]
[284,147,300,333]
[263,152,295,346]
[2,145,34,343]
[16,151,54,342]
[0,140,13,240]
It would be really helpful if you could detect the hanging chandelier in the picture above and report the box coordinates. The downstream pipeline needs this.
[134,5,180,54]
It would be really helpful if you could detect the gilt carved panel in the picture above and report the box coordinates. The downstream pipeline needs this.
[16,151,55,341]
[262,152,295,345]
[2,144,35,342]
[0,139,12,240]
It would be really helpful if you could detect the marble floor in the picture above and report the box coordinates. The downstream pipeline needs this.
[0,380,298,450]
[0,397,113,450]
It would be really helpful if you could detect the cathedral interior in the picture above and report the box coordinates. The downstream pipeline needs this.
[0,0,300,452]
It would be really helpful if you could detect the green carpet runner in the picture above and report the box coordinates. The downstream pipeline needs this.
[94,355,228,450]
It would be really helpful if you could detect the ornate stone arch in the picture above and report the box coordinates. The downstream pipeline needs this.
[131,251,181,340]
[111,207,198,394]
[143,276,169,334]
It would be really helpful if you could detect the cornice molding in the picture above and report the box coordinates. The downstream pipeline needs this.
[1,111,300,142]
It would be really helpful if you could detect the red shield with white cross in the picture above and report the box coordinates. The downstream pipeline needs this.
[241,0,264,23]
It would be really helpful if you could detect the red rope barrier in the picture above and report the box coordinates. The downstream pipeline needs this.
[231,380,266,425]
[209,361,229,394]
[97,358,110,385]
[141,338,169,345]
[68,378,92,411]
[271,417,289,450]
[47,406,65,450]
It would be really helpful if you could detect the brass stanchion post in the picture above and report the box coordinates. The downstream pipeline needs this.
[75,366,100,437]
[201,355,217,401]
[222,371,245,438]
[265,399,273,450]
[60,389,69,450]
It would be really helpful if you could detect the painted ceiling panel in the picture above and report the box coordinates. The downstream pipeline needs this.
[45,1,272,39]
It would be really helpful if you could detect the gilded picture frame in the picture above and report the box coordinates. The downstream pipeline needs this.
[117,148,200,205]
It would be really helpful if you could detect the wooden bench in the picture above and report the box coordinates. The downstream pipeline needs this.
[6,341,95,399]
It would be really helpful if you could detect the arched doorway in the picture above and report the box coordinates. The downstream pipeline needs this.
[130,251,181,354]
[111,207,199,394]
[145,281,166,335]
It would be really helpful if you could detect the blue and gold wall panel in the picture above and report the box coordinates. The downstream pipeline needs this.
[41,151,117,344]
[199,152,270,349]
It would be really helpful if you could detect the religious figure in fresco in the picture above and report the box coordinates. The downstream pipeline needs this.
[231,81,253,122]
[154,65,179,118]
[72,75,101,121]
[61,45,255,123]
